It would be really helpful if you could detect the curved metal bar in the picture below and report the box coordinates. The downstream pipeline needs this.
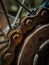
[33,39,49,65]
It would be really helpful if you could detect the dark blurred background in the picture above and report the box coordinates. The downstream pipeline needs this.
[0,0,48,30]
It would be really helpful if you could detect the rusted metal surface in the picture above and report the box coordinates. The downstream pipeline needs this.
[0,7,49,65]
[17,24,49,65]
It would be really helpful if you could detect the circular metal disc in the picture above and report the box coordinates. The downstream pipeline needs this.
[17,24,49,65]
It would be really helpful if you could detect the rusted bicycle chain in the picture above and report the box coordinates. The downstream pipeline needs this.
[0,7,49,65]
